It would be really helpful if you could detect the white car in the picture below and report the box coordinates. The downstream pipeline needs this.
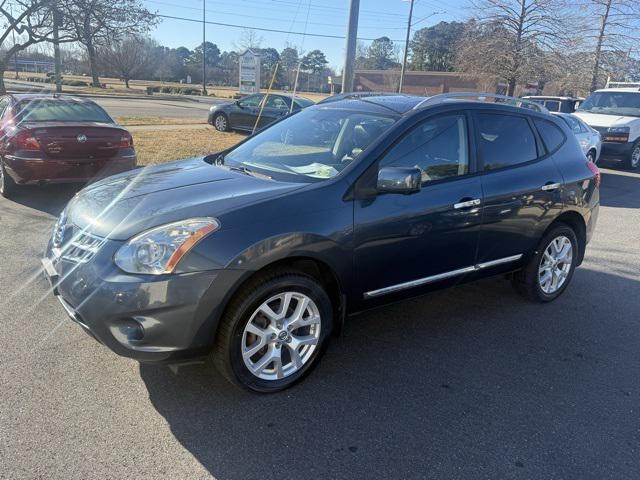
[573,88,640,170]
[552,112,602,163]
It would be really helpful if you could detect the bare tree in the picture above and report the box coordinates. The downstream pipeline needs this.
[456,0,567,96]
[576,0,640,91]
[235,29,263,51]
[59,0,156,87]
[99,36,149,88]
[0,0,75,93]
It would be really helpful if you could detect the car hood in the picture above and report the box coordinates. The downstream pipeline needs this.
[573,112,639,128]
[65,157,303,240]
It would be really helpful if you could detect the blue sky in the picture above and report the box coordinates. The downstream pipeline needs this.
[143,0,469,69]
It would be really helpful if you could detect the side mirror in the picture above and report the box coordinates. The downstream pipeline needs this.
[377,166,422,194]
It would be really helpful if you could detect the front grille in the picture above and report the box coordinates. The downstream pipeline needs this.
[60,230,105,264]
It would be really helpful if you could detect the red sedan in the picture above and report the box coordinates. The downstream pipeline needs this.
[0,94,136,198]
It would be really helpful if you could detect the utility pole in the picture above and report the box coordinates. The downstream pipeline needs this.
[398,0,415,93]
[341,0,360,93]
[53,8,62,94]
[202,0,208,96]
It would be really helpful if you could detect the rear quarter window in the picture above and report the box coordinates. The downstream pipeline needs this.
[534,118,566,153]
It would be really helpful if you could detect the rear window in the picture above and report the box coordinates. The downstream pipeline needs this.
[477,113,538,170]
[14,99,113,123]
[534,118,565,153]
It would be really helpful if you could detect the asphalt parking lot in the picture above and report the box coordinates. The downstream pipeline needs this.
[1,166,639,479]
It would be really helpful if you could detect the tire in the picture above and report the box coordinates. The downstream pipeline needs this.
[586,149,596,164]
[624,141,640,170]
[213,113,230,132]
[513,224,579,303]
[211,269,333,393]
[0,161,17,199]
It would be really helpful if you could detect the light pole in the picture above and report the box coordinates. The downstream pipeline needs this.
[202,0,207,96]
[398,0,415,94]
[341,0,360,93]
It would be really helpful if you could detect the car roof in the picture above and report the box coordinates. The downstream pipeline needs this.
[523,96,580,101]
[7,93,93,103]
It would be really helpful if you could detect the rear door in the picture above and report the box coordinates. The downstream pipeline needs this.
[474,111,564,267]
[354,110,483,302]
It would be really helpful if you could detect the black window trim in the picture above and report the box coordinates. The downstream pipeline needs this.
[472,110,551,174]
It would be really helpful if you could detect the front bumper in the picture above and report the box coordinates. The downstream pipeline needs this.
[43,240,245,362]
[600,141,633,162]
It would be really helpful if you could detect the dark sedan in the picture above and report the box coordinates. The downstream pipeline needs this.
[0,94,136,199]
[208,93,314,132]
[45,93,599,393]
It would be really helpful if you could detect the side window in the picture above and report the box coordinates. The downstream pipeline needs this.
[239,94,263,108]
[477,113,538,170]
[562,115,582,134]
[265,96,289,110]
[534,118,566,153]
[544,100,560,112]
[380,114,469,183]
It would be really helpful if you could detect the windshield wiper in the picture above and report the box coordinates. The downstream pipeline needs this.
[225,164,272,180]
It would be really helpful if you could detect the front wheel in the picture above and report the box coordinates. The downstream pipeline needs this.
[513,225,579,303]
[213,113,230,132]
[624,142,640,170]
[586,149,596,164]
[211,270,333,392]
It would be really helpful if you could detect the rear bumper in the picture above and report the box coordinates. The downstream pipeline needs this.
[600,141,633,161]
[4,154,136,184]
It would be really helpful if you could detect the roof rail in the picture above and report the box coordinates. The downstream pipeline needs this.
[318,91,410,104]
[604,80,640,90]
[413,92,549,113]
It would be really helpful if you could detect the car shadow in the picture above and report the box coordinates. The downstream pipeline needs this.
[139,268,640,479]
[5,184,80,215]
[599,168,640,208]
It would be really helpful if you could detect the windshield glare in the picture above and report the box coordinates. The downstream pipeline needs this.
[223,107,397,181]
[578,92,640,117]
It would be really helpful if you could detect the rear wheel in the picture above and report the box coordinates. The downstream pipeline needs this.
[0,161,17,199]
[513,224,579,303]
[211,269,333,392]
[625,142,640,170]
[213,113,230,132]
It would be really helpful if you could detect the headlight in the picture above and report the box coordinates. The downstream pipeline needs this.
[114,218,219,275]
[606,126,630,134]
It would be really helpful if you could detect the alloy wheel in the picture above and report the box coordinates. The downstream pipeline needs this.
[538,235,573,294]
[586,151,595,163]
[631,145,640,168]
[241,292,321,381]
[214,115,227,131]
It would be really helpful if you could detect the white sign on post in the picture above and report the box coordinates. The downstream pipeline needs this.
[239,49,261,94]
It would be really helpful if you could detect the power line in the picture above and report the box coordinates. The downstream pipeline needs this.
[155,13,407,42]
[147,0,408,30]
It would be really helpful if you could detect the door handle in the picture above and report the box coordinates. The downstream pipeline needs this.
[454,198,481,209]
[541,182,561,191]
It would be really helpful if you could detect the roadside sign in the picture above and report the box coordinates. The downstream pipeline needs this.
[239,49,261,94]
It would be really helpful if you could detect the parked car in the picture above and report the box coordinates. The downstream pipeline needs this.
[552,112,602,163]
[573,87,640,170]
[43,93,600,392]
[0,94,136,199]
[208,93,314,132]
[522,96,583,113]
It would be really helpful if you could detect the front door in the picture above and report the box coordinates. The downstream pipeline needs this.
[354,112,483,301]
[230,94,263,131]
[256,95,290,130]
[473,112,564,266]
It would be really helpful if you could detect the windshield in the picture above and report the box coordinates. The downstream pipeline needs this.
[578,92,640,117]
[14,99,113,123]
[223,107,397,181]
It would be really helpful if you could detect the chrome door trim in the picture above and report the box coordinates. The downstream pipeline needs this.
[363,254,523,299]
